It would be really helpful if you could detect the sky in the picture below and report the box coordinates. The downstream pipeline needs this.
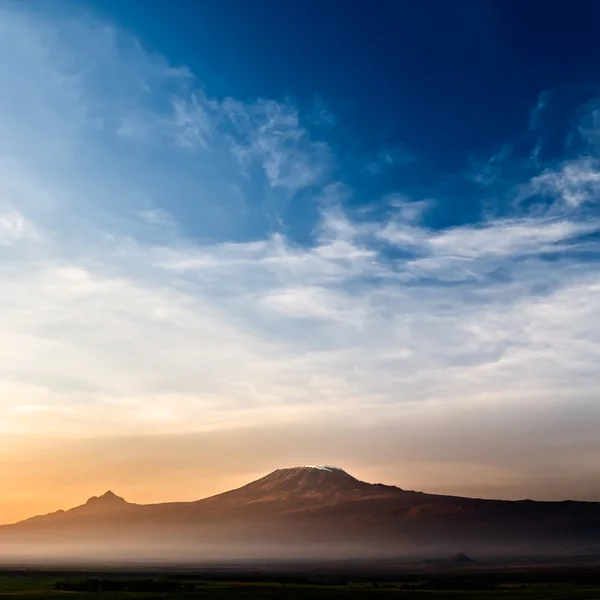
[2,0,600,523]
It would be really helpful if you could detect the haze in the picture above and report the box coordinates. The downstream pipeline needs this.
[1,0,600,526]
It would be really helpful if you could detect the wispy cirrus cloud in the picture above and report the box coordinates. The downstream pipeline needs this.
[222,98,331,193]
[528,157,600,207]
[118,93,213,149]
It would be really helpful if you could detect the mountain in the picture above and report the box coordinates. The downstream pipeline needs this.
[231,465,371,496]
[83,491,129,509]
[2,466,600,559]
[195,466,398,510]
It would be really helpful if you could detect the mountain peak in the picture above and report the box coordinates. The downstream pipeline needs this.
[85,490,127,506]
[240,465,368,497]
[278,465,348,474]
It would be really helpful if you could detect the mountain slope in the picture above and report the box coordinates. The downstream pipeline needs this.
[192,466,400,511]
[19,491,132,524]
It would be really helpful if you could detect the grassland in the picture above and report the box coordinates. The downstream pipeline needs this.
[1,569,600,600]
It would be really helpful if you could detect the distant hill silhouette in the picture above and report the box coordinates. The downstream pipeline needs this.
[2,466,600,558]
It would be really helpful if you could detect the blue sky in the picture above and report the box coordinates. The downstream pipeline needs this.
[90,0,600,167]
[2,0,600,517]
[60,0,600,241]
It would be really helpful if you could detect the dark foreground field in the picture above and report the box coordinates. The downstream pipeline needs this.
[3,560,600,600]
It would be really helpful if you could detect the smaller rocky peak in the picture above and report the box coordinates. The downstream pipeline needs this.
[85,490,127,507]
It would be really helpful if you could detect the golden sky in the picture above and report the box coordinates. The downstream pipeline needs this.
[3,402,600,524]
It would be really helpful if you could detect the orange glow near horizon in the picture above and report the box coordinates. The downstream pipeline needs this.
[3,429,600,525]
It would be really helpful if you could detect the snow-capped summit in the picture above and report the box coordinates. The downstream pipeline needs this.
[282,465,346,473]
[230,465,371,499]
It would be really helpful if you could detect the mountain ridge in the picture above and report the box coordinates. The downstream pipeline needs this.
[5,465,600,525]
[15,465,598,521]
[2,466,600,557]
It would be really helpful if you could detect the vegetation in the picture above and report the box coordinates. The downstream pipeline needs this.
[1,570,600,600]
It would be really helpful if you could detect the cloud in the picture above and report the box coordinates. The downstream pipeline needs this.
[222,98,331,192]
[118,93,212,149]
[0,211,35,245]
[1,1,600,515]
[528,157,600,207]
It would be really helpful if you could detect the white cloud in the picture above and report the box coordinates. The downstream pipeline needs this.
[426,217,595,258]
[220,98,330,193]
[0,211,35,245]
[117,93,212,149]
[529,157,600,207]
